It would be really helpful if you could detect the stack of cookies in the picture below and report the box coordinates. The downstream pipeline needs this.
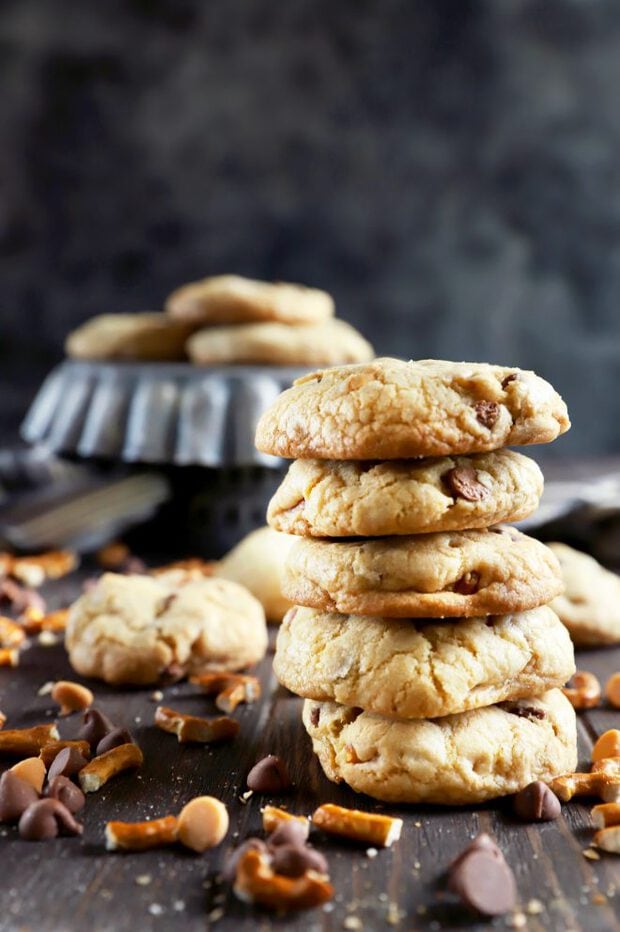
[256,358,578,805]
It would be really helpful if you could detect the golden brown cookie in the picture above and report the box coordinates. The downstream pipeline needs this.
[282,527,563,618]
[549,543,620,646]
[268,450,543,537]
[166,275,334,326]
[65,573,267,685]
[213,526,296,624]
[65,313,196,361]
[187,319,373,367]
[302,690,577,804]
[255,357,570,459]
[275,605,574,719]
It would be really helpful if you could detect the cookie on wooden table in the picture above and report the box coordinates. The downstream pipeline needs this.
[268,450,543,537]
[187,319,373,367]
[66,313,196,361]
[302,690,577,804]
[65,573,267,685]
[166,274,334,326]
[275,604,574,719]
[255,357,570,460]
[282,527,563,618]
[549,543,620,646]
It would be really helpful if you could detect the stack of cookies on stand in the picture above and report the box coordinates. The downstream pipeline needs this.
[256,358,578,804]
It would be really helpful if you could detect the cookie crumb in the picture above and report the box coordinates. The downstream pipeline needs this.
[135,875,152,886]
[37,681,54,696]
[208,907,224,922]
[366,847,378,859]
[150,690,164,702]
[506,913,527,928]
[148,903,163,916]
[526,899,544,915]
[343,918,362,930]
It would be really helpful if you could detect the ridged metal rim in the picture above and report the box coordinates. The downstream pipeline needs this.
[21,360,307,467]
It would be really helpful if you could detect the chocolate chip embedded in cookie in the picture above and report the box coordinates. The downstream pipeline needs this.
[302,690,577,804]
[65,573,267,685]
[548,543,620,646]
[274,605,575,719]
[281,528,563,618]
[166,275,334,326]
[188,320,373,367]
[267,450,543,538]
[255,357,570,459]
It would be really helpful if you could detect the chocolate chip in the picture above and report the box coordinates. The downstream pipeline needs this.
[506,705,546,721]
[222,838,268,882]
[267,819,310,848]
[449,833,504,871]
[270,843,328,878]
[96,727,134,756]
[45,776,86,814]
[18,798,82,841]
[310,707,320,727]
[442,467,490,503]
[474,400,500,428]
[501,373,519,389]
[448,849,517,916]
[246,755,291,793]
[78,708,115,751]
[0,580,46,615]
[513,781,561,821]
[47,746,89,782]
[0,771,39,822]
[453,571,481,595]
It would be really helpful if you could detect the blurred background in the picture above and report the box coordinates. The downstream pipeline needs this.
[2,0,620,456]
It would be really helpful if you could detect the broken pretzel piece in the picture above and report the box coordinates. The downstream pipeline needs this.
[79,742,143,793]
[39,740,91,768]
[11,550,78,587]
[562,671,601,710]
[0,617,26,649]
[0,724,60,757]
[593,825,620,854]
[0,648,19,667]
[262,805,310,836]
[234,848,333,912]
[22,608,68,636]
[312,803,403,848]
[592,757,620,777]
[190,672,261,713]
[592,803,620,830]
[548,771,620,803]
[106,815,179,851]
[154,706,239,744]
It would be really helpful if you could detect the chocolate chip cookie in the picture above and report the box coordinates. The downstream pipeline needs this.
[66,573,267,685]
[187,319,373,366]
[268,450,543,537]
[549,543,620,646]
[282,527,563,617]
[275,605,574,719]
[166,274,334,326]
[255,358,570,459]
[302,690,577,804]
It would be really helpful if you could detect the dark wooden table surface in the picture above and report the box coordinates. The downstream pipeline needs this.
[1,569,620,932]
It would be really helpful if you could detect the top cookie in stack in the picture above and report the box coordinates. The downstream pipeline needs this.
[256,358,577,805]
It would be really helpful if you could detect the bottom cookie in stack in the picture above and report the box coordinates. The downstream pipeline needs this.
[302,691,577,805]
[275,605,577,804]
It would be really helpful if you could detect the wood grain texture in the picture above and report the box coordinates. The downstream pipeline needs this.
[0,571,619,931]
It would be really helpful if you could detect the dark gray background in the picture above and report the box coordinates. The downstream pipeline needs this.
[1,0,620,455]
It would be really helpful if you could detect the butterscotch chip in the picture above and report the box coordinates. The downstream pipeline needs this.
[51,680,94,716]
[255,358,570,460]
[166,275,334,326]
[274,605,574,720]
[606,674,620,709]
[177,796,229,852]
[9,757,46,793]
[592,730,620,763]
[281,528,563,618]
[267,452,543,538]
